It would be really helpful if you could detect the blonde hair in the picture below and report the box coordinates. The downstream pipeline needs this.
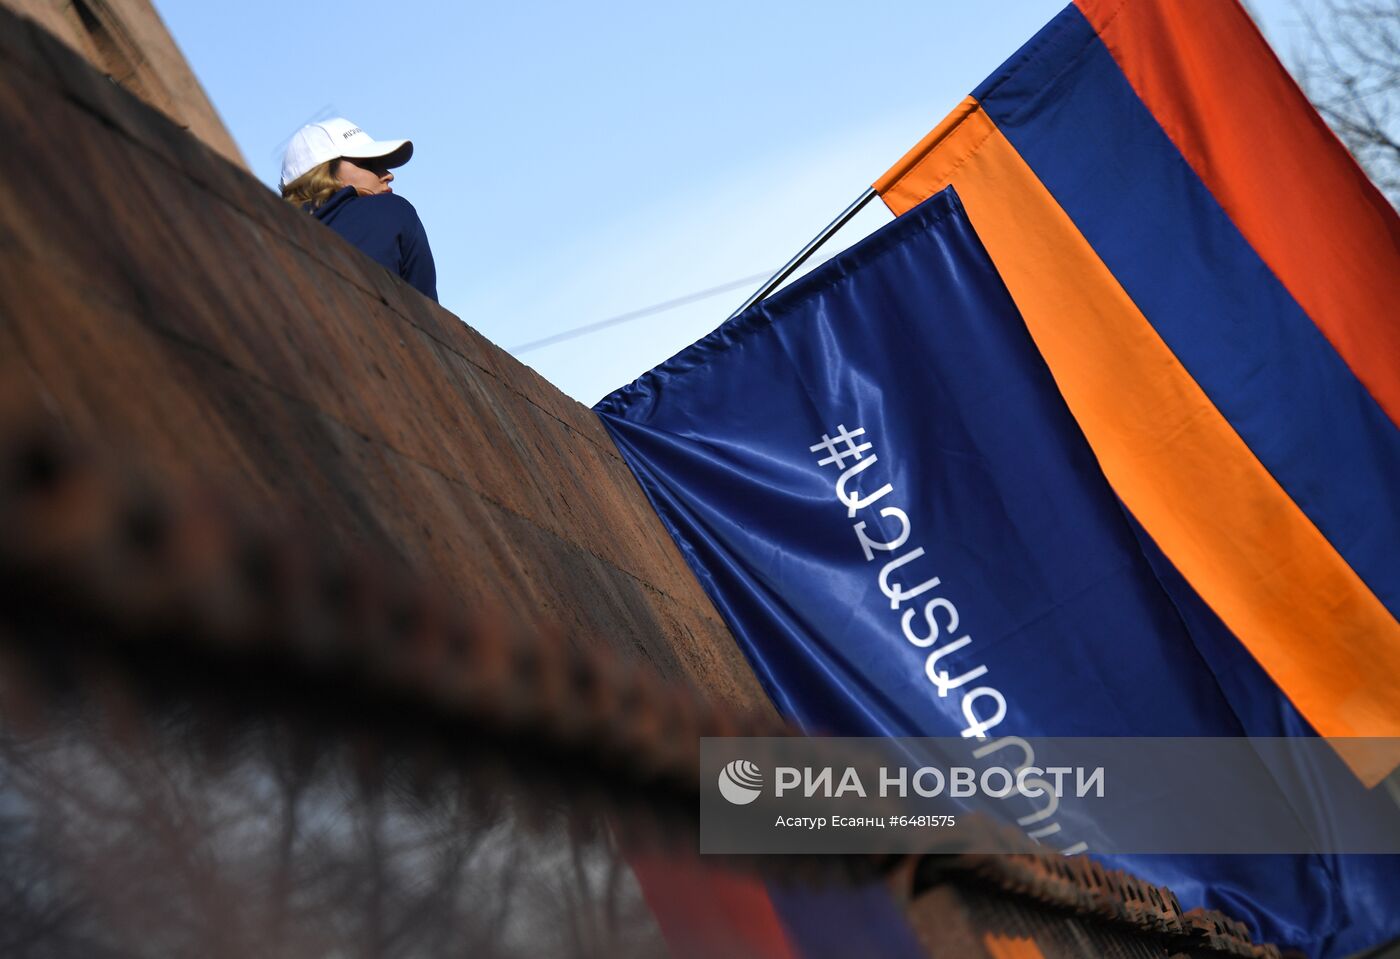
[281,159,343,209]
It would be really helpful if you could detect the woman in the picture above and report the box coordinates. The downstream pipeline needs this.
[280,117,437,302]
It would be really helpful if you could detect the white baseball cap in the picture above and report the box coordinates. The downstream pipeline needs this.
[280,117,413,188]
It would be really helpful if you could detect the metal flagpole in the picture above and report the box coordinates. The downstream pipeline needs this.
[726,187,878,320]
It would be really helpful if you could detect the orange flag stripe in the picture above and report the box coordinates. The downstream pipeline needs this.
[629,856,799,959]
[1077,0,1400,428]
[984,933,1049,959]
[875,99,1400,784]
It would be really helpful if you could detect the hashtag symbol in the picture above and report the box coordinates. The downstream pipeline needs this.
[809,424,872,468]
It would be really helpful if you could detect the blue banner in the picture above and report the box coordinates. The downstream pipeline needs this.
[595,187,1400,957]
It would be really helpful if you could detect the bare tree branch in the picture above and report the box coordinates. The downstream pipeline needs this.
[1290,0,1400,205]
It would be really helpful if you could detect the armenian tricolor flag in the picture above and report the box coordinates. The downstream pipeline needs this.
[875,0,1400,784]
[604,2,1400,956]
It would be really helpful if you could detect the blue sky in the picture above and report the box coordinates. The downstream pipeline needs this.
[152,0,1318,404]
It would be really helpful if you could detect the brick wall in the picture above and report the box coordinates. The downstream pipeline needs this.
[0,2,772,717]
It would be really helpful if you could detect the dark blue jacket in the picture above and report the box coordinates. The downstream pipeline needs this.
[312,186,438,302]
